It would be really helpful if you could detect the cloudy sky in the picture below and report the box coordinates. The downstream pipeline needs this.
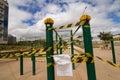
[7,0,120,41]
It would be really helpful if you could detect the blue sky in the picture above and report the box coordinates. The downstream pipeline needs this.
[7,0,120,41]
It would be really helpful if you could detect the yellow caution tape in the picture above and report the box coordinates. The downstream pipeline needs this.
[113,37,120,41]
[74,48,120,69]
[96,56,120,69]
[55,21,81,30]
[47,63,53,67]
[1,45,120,69]
[72,56,94,63]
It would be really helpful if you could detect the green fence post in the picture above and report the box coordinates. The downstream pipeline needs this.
[32,53,36,75]
[31,48,36,75]
[56,33,58,54]
[70,30,75,70]
[59,37,62,54]
[44,18,55,80]
[81,14,96,80]
[111,37,116,64]
[20,52,23,75]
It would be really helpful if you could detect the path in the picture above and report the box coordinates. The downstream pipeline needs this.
[0,46,120,80]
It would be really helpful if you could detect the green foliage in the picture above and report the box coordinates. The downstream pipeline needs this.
[98,32,113,41]
[0,39,46,50]
[17,39,46,48]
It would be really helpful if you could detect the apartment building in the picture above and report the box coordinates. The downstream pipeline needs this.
[0,0,9,44]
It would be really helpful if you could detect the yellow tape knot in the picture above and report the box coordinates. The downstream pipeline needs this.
[80,14,91,21]
[44,18,54,24]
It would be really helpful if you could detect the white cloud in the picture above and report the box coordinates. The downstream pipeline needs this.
[109,0,120,11]
[8,0,33,7]
[7,0,120,41]
[9,6,32,27]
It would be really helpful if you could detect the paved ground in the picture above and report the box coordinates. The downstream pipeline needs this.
[0,46,120,80]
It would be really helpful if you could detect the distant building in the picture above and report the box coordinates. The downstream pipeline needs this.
[8,34,16,44]
[0,0,9,44]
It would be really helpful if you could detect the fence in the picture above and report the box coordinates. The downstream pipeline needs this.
[0,14,120,80]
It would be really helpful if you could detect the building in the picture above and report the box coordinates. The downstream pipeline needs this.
[0,0,9,44]
[8,34,16,44]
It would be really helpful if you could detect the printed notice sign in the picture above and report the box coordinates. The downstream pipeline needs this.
[53,54,73,76]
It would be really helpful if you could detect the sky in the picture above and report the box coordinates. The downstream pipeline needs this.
[7,0,120,41]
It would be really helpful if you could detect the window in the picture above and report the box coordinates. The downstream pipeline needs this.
[0,22,3,27]
[0,2,4,8]
[0,33,2,38]
[0,15,3,18]
[0,22,2,25]
[0,9,3,12]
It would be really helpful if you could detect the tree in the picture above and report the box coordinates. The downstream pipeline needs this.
[98,32,113,49]
[98,32,112,41]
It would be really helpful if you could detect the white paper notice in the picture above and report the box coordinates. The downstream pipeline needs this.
[53,54,73,76]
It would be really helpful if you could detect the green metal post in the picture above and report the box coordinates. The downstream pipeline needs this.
[111,38,116,64]
[82,17,96,80]
[59,37,62,54]
[56,33,58,54]
[44,18,55,80]
[32,54,36,75]
[70,30,75,70]
[20,52,23,75]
